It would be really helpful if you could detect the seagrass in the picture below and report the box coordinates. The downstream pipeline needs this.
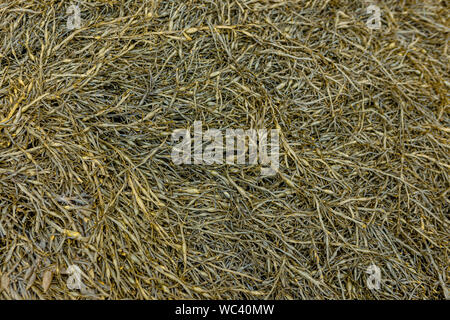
[0,0,448,299]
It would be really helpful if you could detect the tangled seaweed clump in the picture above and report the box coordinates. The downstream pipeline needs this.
[0,0,448,299]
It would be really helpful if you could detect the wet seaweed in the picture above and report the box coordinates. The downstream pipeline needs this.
[0,0,448,299]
